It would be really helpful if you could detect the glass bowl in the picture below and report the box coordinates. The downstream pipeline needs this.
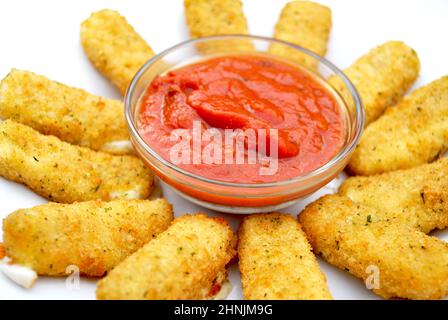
[125,35,364,214]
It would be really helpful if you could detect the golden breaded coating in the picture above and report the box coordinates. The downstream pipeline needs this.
[299,195,448,300]
[184,0,252,53]
[80,9,154,95]
[348,76,448,175]
[0,243,5,260]
[3,199,173,276]
[269,1,332,70]
[238,213,332,300]
[0,69,130,155]
[340,158,448,233]
[330,41,420,125]
[0,120,153,203]
[96,214,236,300]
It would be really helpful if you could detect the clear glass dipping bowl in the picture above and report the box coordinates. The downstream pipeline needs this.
[125,35,364,214]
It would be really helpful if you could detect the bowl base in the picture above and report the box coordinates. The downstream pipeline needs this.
[170,185,300,214]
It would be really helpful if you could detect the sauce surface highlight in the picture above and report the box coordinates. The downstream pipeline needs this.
[138,55,344,183]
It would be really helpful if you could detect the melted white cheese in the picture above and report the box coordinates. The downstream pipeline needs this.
[0,259,38,289]
[109,187,143,200]
[101,140,134,154]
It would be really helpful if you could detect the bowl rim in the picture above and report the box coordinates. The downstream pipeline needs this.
[125,34,364,188]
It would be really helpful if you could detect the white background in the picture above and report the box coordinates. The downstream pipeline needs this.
[0,0,447,300]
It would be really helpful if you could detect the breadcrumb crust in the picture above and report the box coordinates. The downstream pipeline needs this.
[330,41,420,126]
[3,199,173,276]
[348,76,448,175]
[299,195,448,300]
[269,1,332,70]
[96,214,236,300]
[0,69,130,154]
[0,120,153,203]
[80,9,154,95]
[238,213,332,300]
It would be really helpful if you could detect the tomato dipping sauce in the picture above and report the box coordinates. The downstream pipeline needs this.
[137,55,344,183]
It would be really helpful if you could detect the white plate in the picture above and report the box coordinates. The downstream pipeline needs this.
[0,0,447,300]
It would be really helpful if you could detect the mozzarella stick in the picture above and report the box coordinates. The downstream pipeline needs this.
[269,1,332,70]
[238,213,332,300]
[184,0,252,53]
[0,69,131,155]
[330,41,420,125]
[2,199,173,276]
[0,120,153,203]
[348,76,448,175]
[80,9,154,95]
[340,158,448,233]
[96,214,236,300]
[299,195,448,300]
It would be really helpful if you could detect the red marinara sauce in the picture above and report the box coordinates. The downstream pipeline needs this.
[138,55,344,183]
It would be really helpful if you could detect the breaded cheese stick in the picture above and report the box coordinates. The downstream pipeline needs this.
[2,199,173,276]
[184,0,252,53]
[238,213,332,300]
[269,1,332,70]
[80,9,154,95]
[340,158,448,233]
[348,76,448,175]
[299,195,448,300]
[97,214,236,300]
[0,120,153,203]
[329,41,420,125]
[0,69,131,155]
